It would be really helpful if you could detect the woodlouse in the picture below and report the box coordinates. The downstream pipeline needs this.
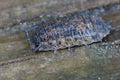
[23,9,112,52]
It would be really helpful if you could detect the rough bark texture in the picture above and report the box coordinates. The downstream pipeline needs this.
[0,0,120,80]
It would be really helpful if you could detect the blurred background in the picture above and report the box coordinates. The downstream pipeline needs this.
[0,0,119,27]
[0,0,120,80]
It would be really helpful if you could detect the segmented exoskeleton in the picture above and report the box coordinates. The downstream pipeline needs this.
[24,10,111,52]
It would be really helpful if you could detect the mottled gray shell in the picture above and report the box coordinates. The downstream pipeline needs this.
[24,10,111,52]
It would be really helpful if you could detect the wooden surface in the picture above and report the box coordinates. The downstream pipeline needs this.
[0,0,120,80]
[0,0,119,27]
